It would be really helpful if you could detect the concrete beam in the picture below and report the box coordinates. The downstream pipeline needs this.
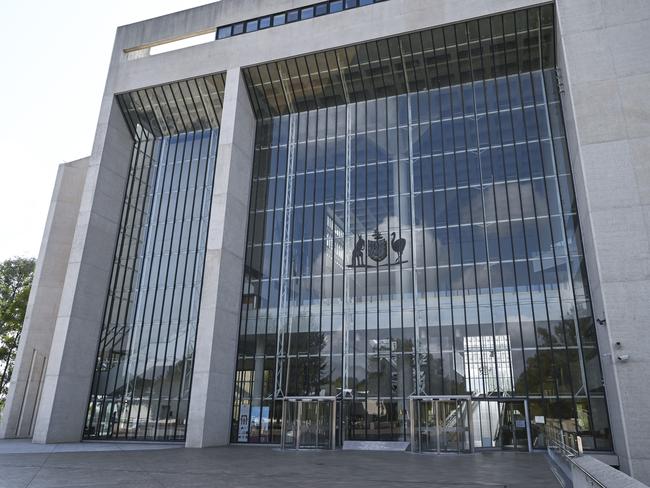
[31,101,132,444]
[557,0,650,483]
[0,158,88,440]
[185,67,256,448]
[572,456,649,488]
[111,0,542,95]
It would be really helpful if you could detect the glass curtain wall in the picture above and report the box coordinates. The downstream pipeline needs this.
[84,74,226,441]
[233,5,611,450]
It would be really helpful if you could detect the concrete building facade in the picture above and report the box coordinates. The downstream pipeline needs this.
[1,0,649,483]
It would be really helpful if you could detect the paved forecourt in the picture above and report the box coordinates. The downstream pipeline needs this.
[0,444,558,488]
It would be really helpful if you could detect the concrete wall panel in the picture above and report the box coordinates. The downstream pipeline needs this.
[186,67,256,448]
[0,158,88,439]
[557,0,650,481]
[111,0,542,94]
[31,100,133,444]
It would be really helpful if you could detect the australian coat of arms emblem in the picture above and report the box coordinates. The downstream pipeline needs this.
[348,229,407,267]
[367,229,388,263]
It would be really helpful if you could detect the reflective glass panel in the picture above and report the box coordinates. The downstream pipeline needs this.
[84,74,226,442]
[233,5,610,451]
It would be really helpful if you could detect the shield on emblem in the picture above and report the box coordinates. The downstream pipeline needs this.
[367,229,388,263]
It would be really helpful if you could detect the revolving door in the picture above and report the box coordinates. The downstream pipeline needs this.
[281,397,336,450]
[409,396,473,453]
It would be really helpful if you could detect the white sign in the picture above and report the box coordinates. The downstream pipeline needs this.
[238,405,250,442]
[534,416,545,424]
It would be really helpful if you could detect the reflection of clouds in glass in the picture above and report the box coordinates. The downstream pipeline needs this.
[236,65,608,445]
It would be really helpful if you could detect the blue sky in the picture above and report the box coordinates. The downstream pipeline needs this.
[0,0,212,261]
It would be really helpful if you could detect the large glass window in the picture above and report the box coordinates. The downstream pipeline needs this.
[84,74,226,442]
[233,6,611,451]
[215,0,385,40]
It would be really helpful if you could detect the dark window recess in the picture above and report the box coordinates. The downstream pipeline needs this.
[330,0,344,12]
[217,26,231,39]
[214,0,385,41]
[242,293,260,308]
[259,16,271,29]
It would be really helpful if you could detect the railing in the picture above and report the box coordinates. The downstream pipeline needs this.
[546,424,584,457]
[545,425,605,488]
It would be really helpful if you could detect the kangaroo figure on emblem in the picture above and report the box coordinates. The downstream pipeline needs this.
[351,234,365,267]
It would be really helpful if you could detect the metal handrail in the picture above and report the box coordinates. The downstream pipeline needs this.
[545,425,606,488]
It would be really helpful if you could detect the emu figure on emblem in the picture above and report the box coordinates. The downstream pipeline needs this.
[391,232,406,264]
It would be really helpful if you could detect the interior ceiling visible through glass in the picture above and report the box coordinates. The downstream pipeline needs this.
[243,5,555,117]
[117,74,227,137]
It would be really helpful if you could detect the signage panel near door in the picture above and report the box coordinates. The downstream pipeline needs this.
[238,405,250,442]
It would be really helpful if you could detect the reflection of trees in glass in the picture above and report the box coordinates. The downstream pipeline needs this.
[514,343,577,402]
[287,332,329,395]
[535,320,577,347]
[514,350,555,396]
[364,356,393,396]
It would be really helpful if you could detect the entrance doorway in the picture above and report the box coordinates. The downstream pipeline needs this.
[409,396,472,453]
[472,400,532,452]
[281,397,336,450]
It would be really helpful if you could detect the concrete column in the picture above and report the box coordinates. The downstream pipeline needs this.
[0,158,88,439]
[31,100,133,443]
[557,0,650,482]
[186,67,256,448]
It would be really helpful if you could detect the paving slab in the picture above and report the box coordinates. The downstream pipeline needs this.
[0,444,559,488]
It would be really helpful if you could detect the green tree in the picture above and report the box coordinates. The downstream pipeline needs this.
[0,257,35,410]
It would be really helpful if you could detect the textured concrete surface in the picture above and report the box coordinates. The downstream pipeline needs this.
[573,456,649,488]
[0,158,87,440]
[0,440,175,455]
[557,0,650,482]
[113,0,543,93]
[185,68,256,449]
[0,445,558,488]
[31,99,133,445]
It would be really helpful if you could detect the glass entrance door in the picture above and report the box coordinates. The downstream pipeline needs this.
[415,399,439,452]
[499,401,529,451]
[410,397,472,453]
[471,400,531,451]
[281,397,336,450]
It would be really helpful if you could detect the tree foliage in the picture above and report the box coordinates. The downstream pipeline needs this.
[0,257,35,410]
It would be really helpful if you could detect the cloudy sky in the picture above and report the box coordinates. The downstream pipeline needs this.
[0,0,212,261]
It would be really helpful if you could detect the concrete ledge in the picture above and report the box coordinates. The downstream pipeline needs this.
[0,439,177,454]
[589,452,620,467]
[573,456,649,488]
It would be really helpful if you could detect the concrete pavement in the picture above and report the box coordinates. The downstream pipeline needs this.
[0,443,559,488]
